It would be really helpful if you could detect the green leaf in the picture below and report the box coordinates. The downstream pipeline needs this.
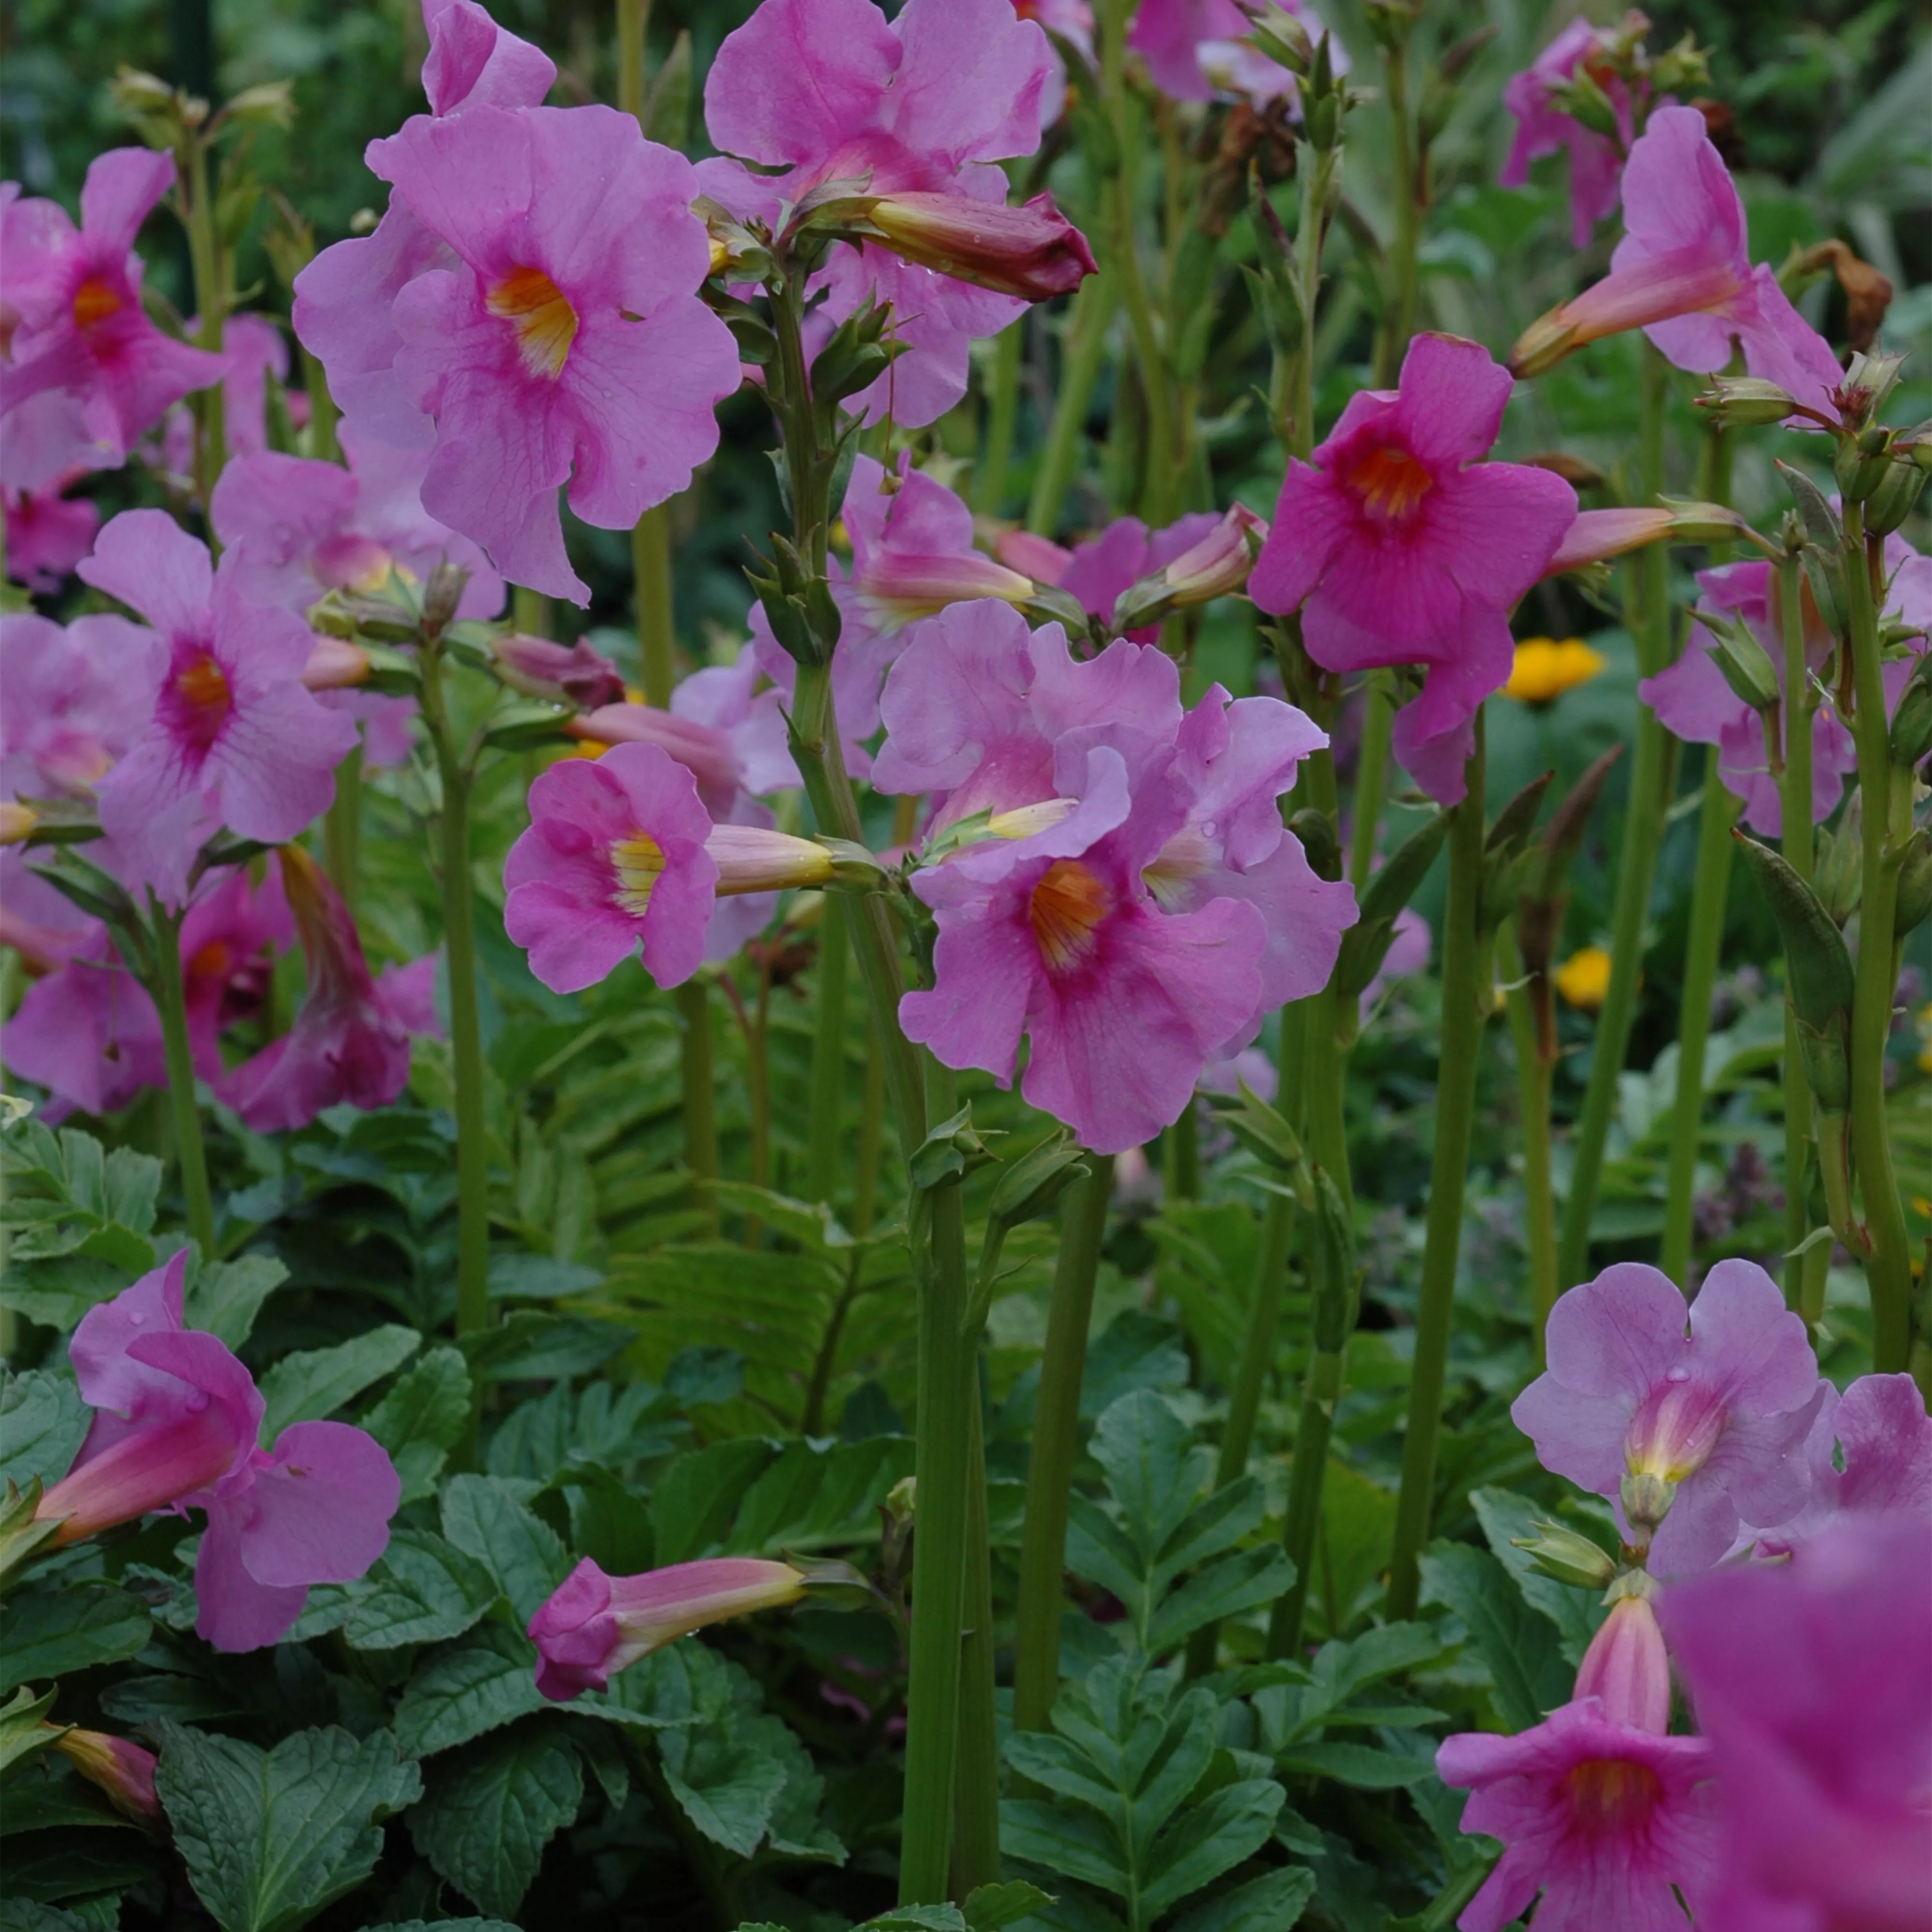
[486,1252,604,1300]
[341,1531,500,1651]
[0,1582,149,1696]
[1079,1310,1189,1420]
[0,1369,86,1491]
[1420,1543,1571,1733]
[1148,1546,1297,1654]
[1468,1487,1608,1667]
[0,1684,63,1776]
[372,1921,523,1931]
[999,1798,1132,1896]
[1139,1778,1284,1918]
[1168,1866,1316,1932]
[185,1255,288,1350]
[458,1310,634,1383]
[1275,1736,1438,1788]
[658,1727,787,1857]
[650,1438,778,1566]
[964,1882,1055,1932]
[440,1474,570,1625]
[258,1325,421,1439]
[155,1722,421,1932]
[393,1624,548,1759]
[406,1719,582,1919]
[722,1434,915,1557]
[360,1347,471,1505]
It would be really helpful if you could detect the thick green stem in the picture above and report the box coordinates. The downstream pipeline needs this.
[808,896,851,1206]
[1013,1155,1114,1733]
[511,584,547,638]
[976,323,1023,517]
[1556,342,1679,1292]
[421,648,491,1350]
[1387,721,1488,1620]
[1164,1101,1200,1202]
[324,742,363,917]
[853,1022,886,1237]
[1373,35,1420,388]
[1027,268,1114,537]
[1349,676,1394,891]
[677,981,719,1231]
[300,343,339,465]
[616,0,649,120]
[1289,144,1338,464]
[151,904,214,1256]
[952,1386,1000,1897]
[1845,513,1914,1371]
[1776,554,1820,1312]
[1659,761,1741,1281]
[632,506,677,706]
[182,133,226,501]
[1503,930,1557,1358]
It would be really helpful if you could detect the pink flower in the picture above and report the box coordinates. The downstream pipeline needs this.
[902,736,1268,1154]
[55,1730,163,1832]
[1438,1592,1719,1932]
[1013,0,1095,124]
[4,473,99,591]
[529,1556,806,1701]
[505,741,721,994]
[1,608,154,804]
[861,190,1096,303]
[1500,19,1636,248]
[35,1252,400,1652]
[291,0,556,440]
[217,846,440,1132]
[155,311,291,479]
[1662,1512,1932,1932]
[1511,1260,1827,1575]
[322,102,735,604]
[1022,509,1223,642]
[698,0,1059,426]
[1512,106,1844,411]
[78,511,360,903]
[210,416,504,621]
[1641,560,1855,837]
[490,632,625,709]
[0,149,224,488]
[1130,0,1342,106]
[1248,333,1577,805]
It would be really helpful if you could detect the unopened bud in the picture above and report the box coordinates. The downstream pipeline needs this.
[988,1128,1090,1227]
[910,1104,998,1191]
[1696,375,1800,428]
[858,191,1098,302]
[1111,503,1267,631]
[0,802,38,846]
[1509,307,1583,380]
[1892,662,1932,768]
[705,824,837,896]
[422,561,468,635]
[1861,459,1927,538]
[489,633,626,710]
[1619,1470,1675,1540]
[54,1728,163,1832]
[1510,1521,1618,1592]
[301,636,372,692]
[1700,609,1782,713]
[1895,830,1932,941]
[221,80,295,128]
[1551,71,1622,140]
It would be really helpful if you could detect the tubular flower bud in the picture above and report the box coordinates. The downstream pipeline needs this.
[1695,376,1802,428]
[704,823,835,896]
[564,703,741,807]
[300,637,374,691]
[529,1555,806,1701]
[1574,1590,1672,1735]
[856,551,1040,630]
[856,190,1097,302]
[489,632,626,710]
[1540,507,1676,577]
[1111,503,1268,631]
[55,1728,164,1832]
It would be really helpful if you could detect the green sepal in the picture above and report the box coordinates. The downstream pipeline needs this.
[909,1105,999,1192]
[1205,1080,1304,1173]
[0,1479,65,1597]
[1731,830,1855,1027]
[1334,808,1450,1001]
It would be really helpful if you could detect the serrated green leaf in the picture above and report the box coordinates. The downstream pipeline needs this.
[1275,1736,1438,1788]
[360,1347,470,1505]
[458,1309,635,1382]
[999,1797,1132,1895]
[0,1582,149,1696]
[155,1722,421,1932]
[185,1255,288,1350]
[723,1434,914,1557]
[964,1882,1055,1932]
[258,1325,421,1440]
[393,1623,548,1759]
[1139,1778,1284,1918]
[0,1684,63,1775]
[1148,1547,1297,1653]
[341,1530,499,1650]
[658,1726,787,1856]
[0,1369,86,1491]
[1420,1542,1571,1733]
[440,1475,570,1625]
[406,1720,582,1919]
[1168,1865,1316,1932]
[650,1437,778,1566]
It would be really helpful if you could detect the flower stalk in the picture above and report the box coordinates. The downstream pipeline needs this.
[150,900,215,1256]
[1027,266,1114,536]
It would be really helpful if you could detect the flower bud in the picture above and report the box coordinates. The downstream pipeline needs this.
[1894,829,1932,941]
[858,552,1037,630]
[1860,459,1927,538]
[301,636,372,692]
[421,561,469,636]
[55,1728,164,1832]
[704,824,836,896]
[565,703,739,803]
[1508,308,1584,380]
[1694,375,1799,428]
[988,1128,1090,1227]
[1700,609,1783,715]
[1510,1520,1618,1592]
[859,191,1098,302]
[0,802,38,846]
[1892,662,1932,769]
[489,633,626,710]
[1619,1470,1676,1543]
[1111,504,1268,632]
[1549,71,1622,140]
[1573,1591,1670,1734]
[220,81,296,129]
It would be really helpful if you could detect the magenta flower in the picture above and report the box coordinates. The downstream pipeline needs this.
[1130,0,1342,106]
[1248,333,1577,805]
[1016,510,1222,642]
[902,737,1268,1154]
[55,1730,163,1833]
[339,104,738,605]
[291,0,556,439]
[1641,560,1856,837]
[1662,1512,1932,1932]
[0,149,224,488]
[217,847,440,1132]
[1437,1638,1718,1932]
[1512,1260,1827,1575]
[4,473,99,591]
[1500,19,1635,247]
[78,511,360,903]
[211,416,504,621]
[506,742,721,994]
[873,600,1183,831]
[35,1252,400,1652]
[529,1556,806,1701]
[698,0,1059,426]
[1513,106,1844,410]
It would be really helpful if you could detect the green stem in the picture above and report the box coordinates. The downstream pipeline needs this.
[615,0,649,120]
[300,342,339,465]
[1289,144,1338,464]
[1012,1154,1114,1733]
[853,1022,886,1237]
[420,646,491,1350]
[808,895,851,1206]
[1776,554,1820,1312]
[952,1384,999,1897]
[632,505,676,706]
[324,741,363,917]
[1844,513,1914,1371]
[677,981,719,1232]
[1387,718,1488,1620]
[1349,676,1394,891]
[1026,267,1113,537]
[151,903,214,1256]
[1502,928,1557,1359]
[1659,759,1741,1281]
[182,132,226,501]
[511,584,547,638]
[1164,1101,1200,1202]
[976,322,1023,517]
[1373,34,1420,388]
[1556,341,1680,1293]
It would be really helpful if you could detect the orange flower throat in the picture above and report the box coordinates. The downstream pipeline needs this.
[488,266,579,379]
[72,275,123,332]
[1029,860,1111,974]
[1347,444,1433,522]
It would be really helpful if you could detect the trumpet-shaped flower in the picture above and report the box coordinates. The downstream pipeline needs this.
[4,473,99,591]
[217,846,440,1132]
[530,1556,807,1701]
[211,416,504,620]
[357,103,738,604]
[1662,1512,1932,1932]
[0,149,225,487]
[1511,107,1843,409]
[1008,510,1222,642]
[1500,19,1635,247]
[1512,1259,1826,1575]
[34,1253,399,1652]
[699,0,1060,426]
[902,737,1267,1154]
[1640,560,1855,836]
[1249,332,1577,805]
[78,511,361,904]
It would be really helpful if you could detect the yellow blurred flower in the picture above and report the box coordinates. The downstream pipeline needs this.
[1506,636,1607,704]
[1554,946,1613,1012]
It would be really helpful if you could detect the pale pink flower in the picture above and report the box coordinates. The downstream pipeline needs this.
[1500,19,1636,247]
[1130,0,1343,107]
[1019,509,1222,642]
[0,150,224,487]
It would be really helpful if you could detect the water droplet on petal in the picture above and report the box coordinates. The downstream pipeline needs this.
[1666,1367,1690,1383]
